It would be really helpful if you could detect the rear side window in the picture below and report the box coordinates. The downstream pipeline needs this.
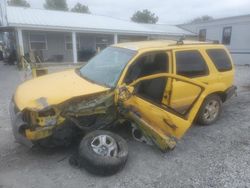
[206,49,232,72]
[175,50,208,77]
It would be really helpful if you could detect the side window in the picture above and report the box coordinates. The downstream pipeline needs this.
[206,49,232,72]
[124,52,169,84]
[175,50,208,77]
[29,33,47,50]
[222,27,232,45]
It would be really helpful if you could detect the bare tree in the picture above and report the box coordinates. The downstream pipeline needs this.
[8,0,30,7]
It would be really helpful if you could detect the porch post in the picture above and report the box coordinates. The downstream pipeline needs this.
[72,31,77,64]
[114,33,118,44]
[17,28,24,57]
[17,28,24,68]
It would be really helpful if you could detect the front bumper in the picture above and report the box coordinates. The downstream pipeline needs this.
[9,101,33,147]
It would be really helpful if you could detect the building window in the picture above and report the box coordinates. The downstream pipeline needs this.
[175,50,209,77]
[96,36,112,51]
[65,35,72,50]
[29,33,47,50]
[198,29,206,41]
[65,34,80,50]
[222,27,232,45]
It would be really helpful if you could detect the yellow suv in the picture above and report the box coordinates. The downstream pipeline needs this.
[10,40,236,151]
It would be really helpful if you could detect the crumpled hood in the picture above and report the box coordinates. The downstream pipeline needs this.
[14,69,110,111]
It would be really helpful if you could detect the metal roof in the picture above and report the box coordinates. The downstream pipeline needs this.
[6,6,193,36]
[179,14,250,27]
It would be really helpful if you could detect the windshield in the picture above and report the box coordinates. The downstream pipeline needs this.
[79,47,136,88]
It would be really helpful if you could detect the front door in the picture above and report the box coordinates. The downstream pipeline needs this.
[118,74,207,151]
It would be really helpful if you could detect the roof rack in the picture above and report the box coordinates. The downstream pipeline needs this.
[176,36,185,45]
[171,38,220,46]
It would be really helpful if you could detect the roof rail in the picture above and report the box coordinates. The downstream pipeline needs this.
[204,39,220,44]
[169,39,221,46]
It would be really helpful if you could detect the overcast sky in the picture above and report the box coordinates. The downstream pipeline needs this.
[27,0,250,24]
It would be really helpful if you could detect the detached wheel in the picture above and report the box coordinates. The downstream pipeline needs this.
[196,94,222,125]
[78,130,128,176]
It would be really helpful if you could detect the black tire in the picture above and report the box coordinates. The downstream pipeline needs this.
[78,130,128,176]
[196,94,222,125]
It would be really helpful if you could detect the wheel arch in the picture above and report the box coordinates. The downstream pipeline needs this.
[207,91,227,103]
[194,91,224,123]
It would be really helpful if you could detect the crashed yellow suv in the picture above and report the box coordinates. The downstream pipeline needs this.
[10,40,236,151]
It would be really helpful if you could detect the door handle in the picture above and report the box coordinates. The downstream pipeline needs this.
[163,118,177,130]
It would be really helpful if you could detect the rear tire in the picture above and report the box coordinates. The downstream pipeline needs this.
[196,94,222,125]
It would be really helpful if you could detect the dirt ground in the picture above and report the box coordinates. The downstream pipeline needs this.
[0,62,249,188]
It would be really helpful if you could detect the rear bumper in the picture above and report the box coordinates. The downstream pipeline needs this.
[9,101,33,148]
[225,85,237,101]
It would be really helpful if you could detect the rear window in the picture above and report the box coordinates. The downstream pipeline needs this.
[206,49,232,72]
[175,50,209,77]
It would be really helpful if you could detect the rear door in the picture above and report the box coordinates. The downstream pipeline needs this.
[170,49,214,113]
[117,73,207,151]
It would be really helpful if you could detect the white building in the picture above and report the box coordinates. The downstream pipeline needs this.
[0,1,193,64]
[180,15,250,65]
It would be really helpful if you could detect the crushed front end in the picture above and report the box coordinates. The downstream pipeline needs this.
[9,91,117,147]
[9,97,68,147]
[9,100,33,147]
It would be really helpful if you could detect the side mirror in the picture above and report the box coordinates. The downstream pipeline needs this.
[118,85,134,102]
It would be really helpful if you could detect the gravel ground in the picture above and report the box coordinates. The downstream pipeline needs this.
[0,62,249,188]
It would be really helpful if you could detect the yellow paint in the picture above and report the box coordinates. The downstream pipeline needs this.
[169,80,202,113]
[14,69,109,111]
